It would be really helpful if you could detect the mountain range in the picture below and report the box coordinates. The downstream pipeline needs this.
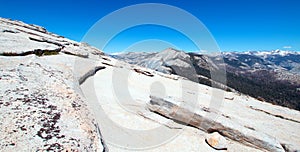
[113,48,300,111]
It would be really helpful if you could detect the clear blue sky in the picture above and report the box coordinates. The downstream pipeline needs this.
[0,0,299,53]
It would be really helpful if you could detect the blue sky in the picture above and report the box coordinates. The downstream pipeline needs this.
[103,25,199,53]
[0,0,299,53]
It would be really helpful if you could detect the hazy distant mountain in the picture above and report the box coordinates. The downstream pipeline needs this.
[113,48,300,110]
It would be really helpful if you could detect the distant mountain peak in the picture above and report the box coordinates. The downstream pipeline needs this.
[159,48,184,54]
[164,47,181,51]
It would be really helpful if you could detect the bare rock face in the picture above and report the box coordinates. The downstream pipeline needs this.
[205,132,228,150]
[0,56,104,151]
[0,17,107,151]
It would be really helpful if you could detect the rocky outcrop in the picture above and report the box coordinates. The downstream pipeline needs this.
[0,17,107,151]
[0,18,104,59]
[147,96,285,152]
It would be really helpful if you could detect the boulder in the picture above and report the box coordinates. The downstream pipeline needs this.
[205,132,228,150]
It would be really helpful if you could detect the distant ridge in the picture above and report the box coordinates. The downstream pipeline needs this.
[114,48,300,110]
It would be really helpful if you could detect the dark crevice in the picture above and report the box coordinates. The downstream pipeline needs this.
[206,128,220,134]
[249,106,300,123]
[0,48,61,57]
[15,28,44,37]
[29,37,64,47]
[101,62,114,67]
[62,51,88,58]
[133,68,154,77]
[94,123,109,152]
[3,29,19,33]
[78,66,106,85]
[281,143,289,152]
[280,143,297,152]
[244,125,255,131]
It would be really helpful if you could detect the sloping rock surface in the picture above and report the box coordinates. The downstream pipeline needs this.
[0,18,107,151]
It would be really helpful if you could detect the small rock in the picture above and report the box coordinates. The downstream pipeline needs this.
[205,132,228,150]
